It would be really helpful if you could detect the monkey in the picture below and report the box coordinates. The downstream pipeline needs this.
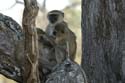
[37,28,68,82]
[53,22,76,61]
[45,10,64,37]
[37,29,56,69]
[45,10,77,61]
[36,28,57,82]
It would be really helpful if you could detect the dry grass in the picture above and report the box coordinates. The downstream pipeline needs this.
[0,75,16,83]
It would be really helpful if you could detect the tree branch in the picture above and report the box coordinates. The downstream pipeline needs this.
[0,13,23,83]
[0,63,22,83]
[16,0,24,5]
[0,0,24,11]
[22,0,40,83]
[39,0,47,12]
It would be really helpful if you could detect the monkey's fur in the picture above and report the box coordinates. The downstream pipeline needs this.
[37,28,56,81]
[37,27,67,70]
[37,28,68,82]
[45,10,77,61]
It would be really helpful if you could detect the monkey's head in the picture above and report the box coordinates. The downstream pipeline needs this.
[52,22,67,44]
[47,10,64,24]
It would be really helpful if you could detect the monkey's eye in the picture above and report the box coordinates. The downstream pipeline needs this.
[53,31,57,36]
[50,14,58,18]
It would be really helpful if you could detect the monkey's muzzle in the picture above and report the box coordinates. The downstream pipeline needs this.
[48,14,58,23]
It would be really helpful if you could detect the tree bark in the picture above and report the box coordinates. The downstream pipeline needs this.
[81,0,125,83]
[0,13,23,83]
[22,0,40,83]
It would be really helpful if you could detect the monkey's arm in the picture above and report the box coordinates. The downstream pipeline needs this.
[69,32,77,61]
[64,25,77,61]
[45,24,54,37]
[37,28,56,46]
[42,35,56,46]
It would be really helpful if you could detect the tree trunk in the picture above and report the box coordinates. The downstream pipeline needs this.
[81,0,125,83]
[22,0,40,83]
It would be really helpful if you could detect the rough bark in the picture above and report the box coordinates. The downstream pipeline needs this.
[45,59,87,83]
[81,0,125,83]
[0,13,24,83]
[22,0,40,83]
[0,13,44,83]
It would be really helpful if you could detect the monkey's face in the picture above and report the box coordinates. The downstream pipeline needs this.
[52,23,66,44]
[47,10,64,24]
[48,14,59,24]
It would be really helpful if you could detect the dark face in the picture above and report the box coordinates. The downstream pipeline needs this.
[53,23,65,38]
[48,14,59,24]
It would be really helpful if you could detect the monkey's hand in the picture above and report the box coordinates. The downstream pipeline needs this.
[40,34,56,47]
